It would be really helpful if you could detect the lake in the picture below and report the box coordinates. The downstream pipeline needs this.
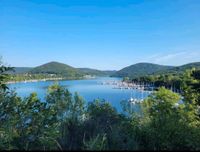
[7,77,151,112]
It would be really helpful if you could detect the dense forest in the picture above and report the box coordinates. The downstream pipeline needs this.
[78,68,116,76]
[6,61,200,83]
[1,60,200,150]
[7,62,116,82]
[112,62,200,78]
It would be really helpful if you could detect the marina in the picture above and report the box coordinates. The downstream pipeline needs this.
[99,80,154,105]
[99,80,154,91]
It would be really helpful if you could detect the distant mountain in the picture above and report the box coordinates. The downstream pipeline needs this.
[30,61,83,77]
[8,61,200,79]
[112,63,174,78]
[6,67,33,74]
[8,62,116,77]
[78,68,116,76]
[157,62,200,75]
[174,62,200,72]
[103,70,117,76]
[112,62,200,78]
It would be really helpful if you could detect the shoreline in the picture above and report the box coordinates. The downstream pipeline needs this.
[6,75,97,84]
[6,77,65,84]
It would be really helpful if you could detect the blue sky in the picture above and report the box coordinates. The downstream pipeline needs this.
[0,0,200,70]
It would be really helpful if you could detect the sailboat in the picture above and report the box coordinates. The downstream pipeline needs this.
[128,89,136,104]
[140,87,144,103]
[140,82,145,102]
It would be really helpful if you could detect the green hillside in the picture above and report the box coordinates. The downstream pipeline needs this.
[6,67,33,74]
[30,61,83,78]
[78,68,116,76]
[155,62,200,75]
[103,70,117,76]
[9,61,200,79]
[8,62,116,78]
[179,62,200,70]
[112,63,173,78]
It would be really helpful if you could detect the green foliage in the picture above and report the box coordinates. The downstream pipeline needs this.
[123,77,129,81]
[83,100,139,150]
[8,73,62,82]
[129,69,199,94]
[139,87,200,150]
[46,83,86,150]
[182,69,200,106]
[85,100,119,135]
[0,91,60,150]
[0,60,13,91]
[83,133,108,150]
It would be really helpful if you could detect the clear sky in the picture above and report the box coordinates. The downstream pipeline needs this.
[0,0,200,70]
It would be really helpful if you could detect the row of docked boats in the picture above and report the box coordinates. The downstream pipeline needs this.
[100,80,155,91]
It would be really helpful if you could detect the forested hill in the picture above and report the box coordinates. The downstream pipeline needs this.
[112,62,200,78]
[8,61,200,78]
[179,62,200,70]
[78,68,116,76]
[158,62,200,74]
[10,62,116,77]
[112,63,173,78]
[29,61,83,77]
[6,67,33,74]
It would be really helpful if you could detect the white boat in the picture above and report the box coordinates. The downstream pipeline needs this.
[129,97,136,104]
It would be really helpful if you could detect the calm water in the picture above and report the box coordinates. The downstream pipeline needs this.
[7,77,151,112]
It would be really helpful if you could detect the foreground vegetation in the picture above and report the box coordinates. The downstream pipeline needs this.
[1,62,200,150]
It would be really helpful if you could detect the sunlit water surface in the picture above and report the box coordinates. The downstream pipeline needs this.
[8,77,151,112]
